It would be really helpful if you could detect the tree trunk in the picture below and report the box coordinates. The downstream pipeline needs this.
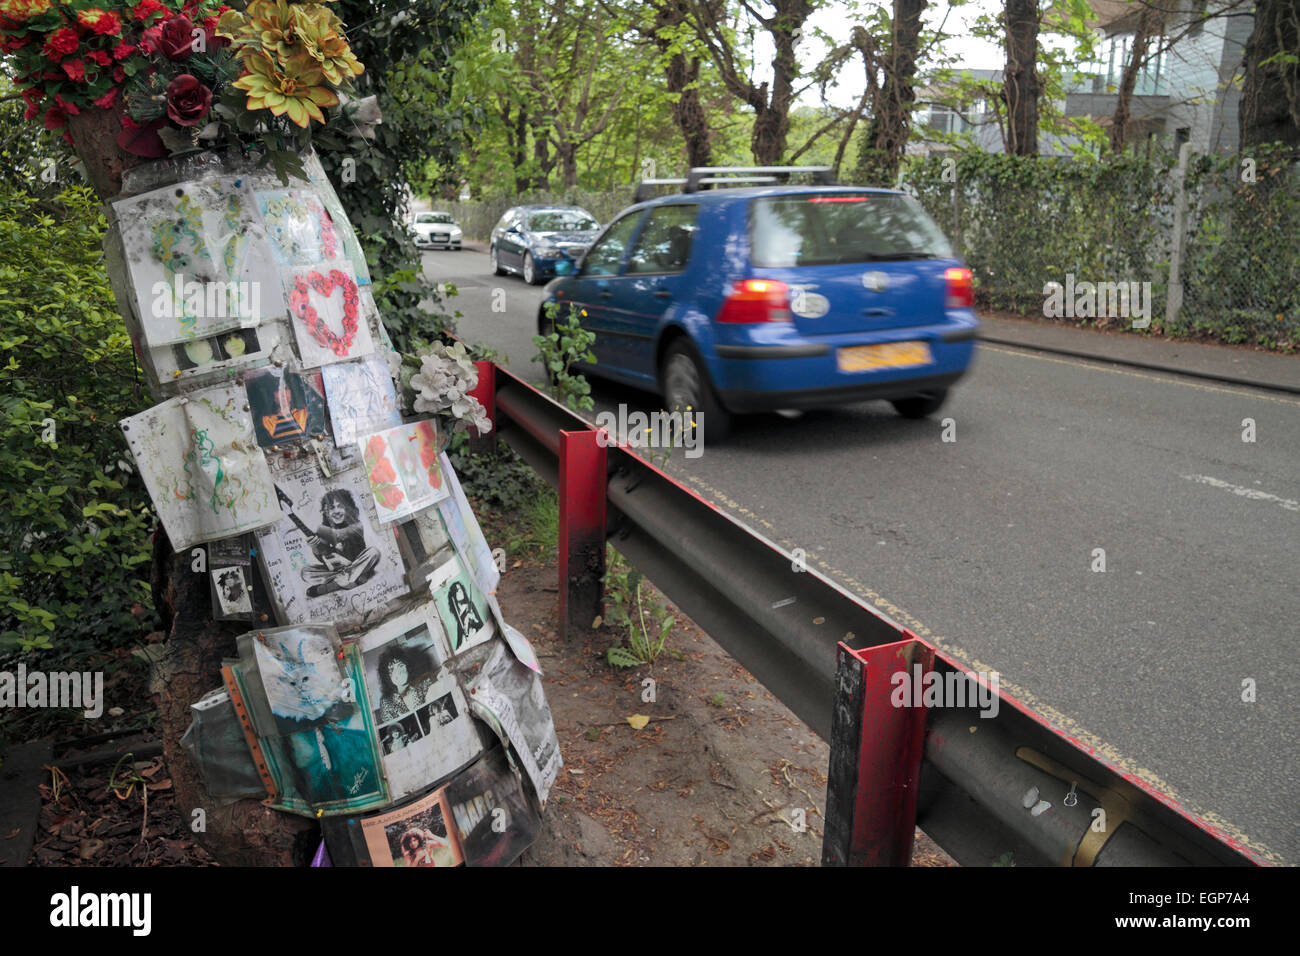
[1240,0,1300,149]
[1003,0,1040,156]
[1110,9,1159,152]
[68,111,323,868]
[557,139,578,188]
[857,0,927,184]
[653,1,713,169]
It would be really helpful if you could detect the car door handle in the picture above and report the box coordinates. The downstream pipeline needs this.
[863,307,891,316]
[599,291,613,298]
[653,290,672,299]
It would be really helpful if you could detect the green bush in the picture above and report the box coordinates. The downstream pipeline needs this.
[0,184,157,652]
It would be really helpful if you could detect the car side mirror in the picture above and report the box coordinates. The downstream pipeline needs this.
[554,260,575,276]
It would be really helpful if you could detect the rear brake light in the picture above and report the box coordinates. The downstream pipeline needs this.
[945,267,973,308]
[716,279,791,323]
[808,196,870,203]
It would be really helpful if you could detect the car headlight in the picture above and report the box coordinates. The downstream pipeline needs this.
[534,244,559,257]
[450,226,462,238]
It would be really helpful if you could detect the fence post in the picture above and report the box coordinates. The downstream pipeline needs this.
[558,429,607,640]
[1165,141,1193,329]
[467,360,497,455]
[822,638,932,866]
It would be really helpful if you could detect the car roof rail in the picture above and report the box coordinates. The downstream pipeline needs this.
[684,165,835,193]
[634,178,689,204]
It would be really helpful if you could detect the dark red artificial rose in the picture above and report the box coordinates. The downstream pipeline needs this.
[42,27,79,62]
[165,73,211,126]
[157,15,196,60]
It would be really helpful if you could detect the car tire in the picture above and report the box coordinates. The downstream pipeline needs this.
[523,252,541,285]
[891,388,949,419]
[490,245,505,276]
[660,339,732,444]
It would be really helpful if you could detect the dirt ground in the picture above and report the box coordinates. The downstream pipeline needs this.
[494,557,953,867]
[14,522,952,868]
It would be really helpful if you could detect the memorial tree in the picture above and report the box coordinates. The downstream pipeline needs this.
[0,0,560,867]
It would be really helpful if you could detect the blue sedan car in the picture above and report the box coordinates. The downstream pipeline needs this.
[490,205,602,284]
[539,174,979,440]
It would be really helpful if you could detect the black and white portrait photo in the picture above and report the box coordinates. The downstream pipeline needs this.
[212,566,253,616]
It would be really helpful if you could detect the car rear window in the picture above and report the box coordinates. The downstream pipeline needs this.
[750,193,953,267]
[528,210,599,232]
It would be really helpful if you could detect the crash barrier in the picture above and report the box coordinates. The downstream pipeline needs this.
[467,361,1267,867]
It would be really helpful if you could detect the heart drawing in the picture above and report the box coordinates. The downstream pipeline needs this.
[289,269,360,358]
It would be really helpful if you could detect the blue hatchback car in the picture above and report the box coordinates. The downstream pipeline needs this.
[540,169,979,440]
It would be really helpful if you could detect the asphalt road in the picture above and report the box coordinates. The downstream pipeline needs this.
[423,246,1300,864]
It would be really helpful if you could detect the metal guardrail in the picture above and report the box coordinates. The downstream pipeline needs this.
[468,361,1267,867]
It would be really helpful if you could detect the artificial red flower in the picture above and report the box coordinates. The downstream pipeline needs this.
[165,73,211,126]
[42,26,79,62]
[132,0,165,21]
[61,59,86,82]
[76,8,122,35]
[43,104,69,130]
[0,34,29,53]
[21,89,41,122]
[93,87,118,109]
[157,15,195,60]
[116,115,166,157]
[112,40,135,59]
[87,50,112,66]
[113,65,125,82]
[53,94,79,117]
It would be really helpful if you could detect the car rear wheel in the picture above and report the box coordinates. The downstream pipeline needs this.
[891,388,949,419]
[523,252,540,285]
[661,340,731,444]
[490,245,505,276]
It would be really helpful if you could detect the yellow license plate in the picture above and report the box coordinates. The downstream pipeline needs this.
[837,341,933,373]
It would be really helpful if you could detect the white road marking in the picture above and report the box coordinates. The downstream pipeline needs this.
[1182,474,1300,512]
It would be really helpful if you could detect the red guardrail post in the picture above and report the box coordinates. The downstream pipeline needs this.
[822,638,932,866]
[468,360,497,454]
[558,429,607,640]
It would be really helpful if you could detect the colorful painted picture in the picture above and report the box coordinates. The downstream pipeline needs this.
[120,383,281,550]
[244,364,328,448]
[360,786,463,867]
[360,420,450,524]
[232,642,389,816]
[428,556,494,654]
[360,606,481,799]
[256,188,344,268]
[302,149,371,284]
[286,261,375,367]
[237,625,353,736]
[321,357,401,447]
[254,453,408,627]
[113,177,284,348]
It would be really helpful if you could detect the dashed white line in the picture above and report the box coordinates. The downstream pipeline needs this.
[1181,474,1300,512]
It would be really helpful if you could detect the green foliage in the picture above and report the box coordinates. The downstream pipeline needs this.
[533,301,596,412]
[904,149,1176,315]
[1179,145,1300,350]
[445,428,547,512]
[0,182,156,653]
[507,487,560,560]
[708,691,726,707]
[602,547,675,670]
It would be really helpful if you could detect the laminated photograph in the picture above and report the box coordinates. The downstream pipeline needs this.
[438,453,500,596]
[286,261,375,368]
[301,149,371,285]
[120,383,280,550]
[467,642,562,806]
[208,533,256,622]
[360,786,463,867]
[244,364,329,448]
[360,607,482,799]
[360,420,451,524]
[180,689,266,802]
[235,625,353,737]
[256,188,347,269]
[149,323,278,387]
[255,453,408,627]
[232,643,389,816]
[112,177,285,349]
[428,555,495,654]
[444,748,541,867]
[321,356,402,447]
